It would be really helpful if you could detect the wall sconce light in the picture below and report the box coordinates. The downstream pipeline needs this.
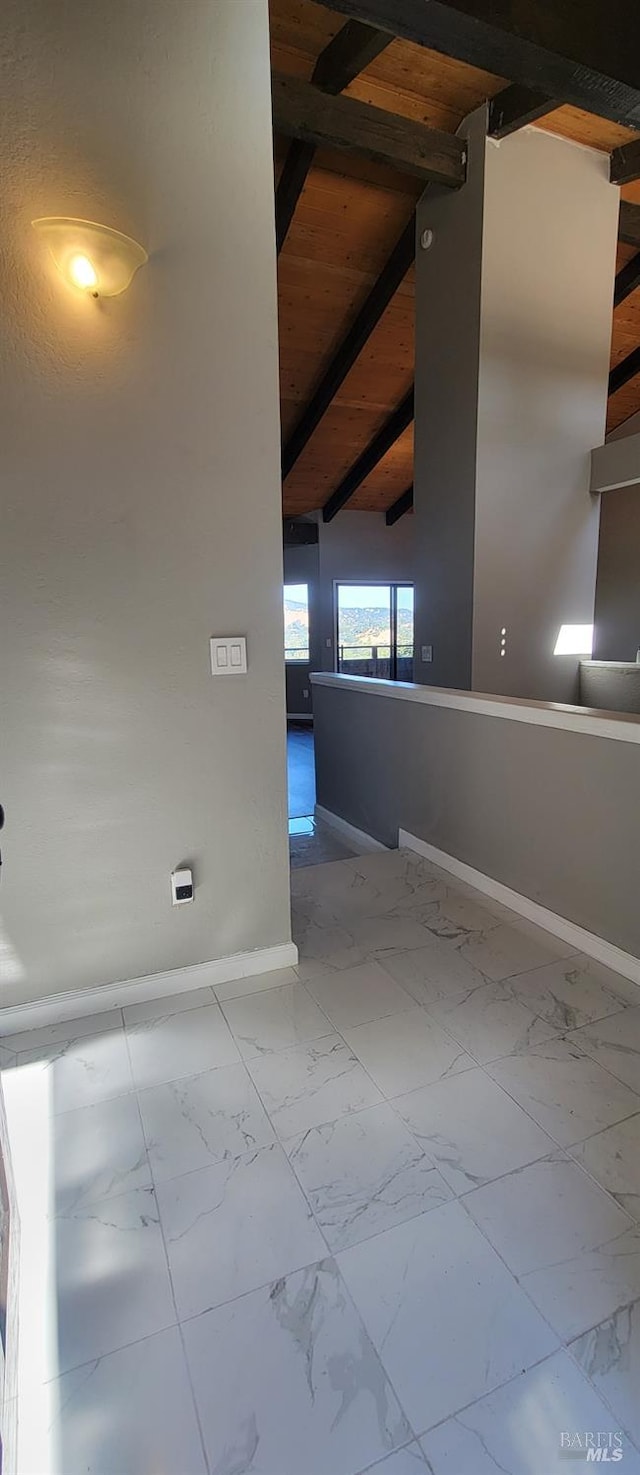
[32,217,147,297]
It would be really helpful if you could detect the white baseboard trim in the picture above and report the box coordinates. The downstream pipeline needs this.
[0,941,299,1037]
[399,829,640,988]
[315,805,389,855]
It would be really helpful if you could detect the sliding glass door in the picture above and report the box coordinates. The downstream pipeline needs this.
[336,583,414,681]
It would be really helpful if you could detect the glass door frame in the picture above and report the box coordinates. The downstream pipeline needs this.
[333,580,414,681]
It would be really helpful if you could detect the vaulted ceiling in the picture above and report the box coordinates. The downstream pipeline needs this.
[271,0,640,518]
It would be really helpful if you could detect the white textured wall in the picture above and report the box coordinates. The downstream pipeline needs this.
[473,127,618,701]
[0,0,291,1005]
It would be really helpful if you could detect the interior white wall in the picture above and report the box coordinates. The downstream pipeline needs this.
[473,127,618,702]
[0,0,291,1006]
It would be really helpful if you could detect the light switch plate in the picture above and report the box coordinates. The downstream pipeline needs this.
[421,644,433,663]
[210,636,247,675]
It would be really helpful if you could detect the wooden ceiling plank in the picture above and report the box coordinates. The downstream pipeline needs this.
[609,345,640,396]
[488,83,559,138]
[316,0,640,129]
[272,72,467,185]
[276,19,392,253]
[611,136,640,186]
[614,252,640,307]
[322,386,414,520]
[385,485,413,524]
[282,211,415,477]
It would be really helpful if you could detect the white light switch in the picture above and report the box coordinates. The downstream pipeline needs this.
[210,637,247,675]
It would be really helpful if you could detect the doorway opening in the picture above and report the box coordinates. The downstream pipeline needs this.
[335,582,414,681]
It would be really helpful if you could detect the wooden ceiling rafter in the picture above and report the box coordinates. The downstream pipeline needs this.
[609,345,640,397]
[618,201,640,248]
[322,386,414,520]
[488,84,559,139]
[276,18,392,252]
[272,71,468,185]
[611,136,640,186]
[385,485,413,524]
[273,0,640,510]
[282,210,415,477]
[614,252,640,308]
[316,0,640,129]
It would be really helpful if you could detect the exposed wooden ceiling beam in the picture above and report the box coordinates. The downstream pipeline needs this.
[385,485,413,525]
[619,200,640,248]
[614,252,640,307]
[609,346,640,396]
[322,387,414,522]
[282,213,415,479]
[317,0,640,129]
[312,17,392,91]
[275,21,392,254]
[272,73,467,186]
[276,141,316,254]
[488,84,559,139]
[611,136,640,186]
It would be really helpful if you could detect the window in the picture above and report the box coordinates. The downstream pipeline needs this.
[335,582,414,680]
[284,584,310,662]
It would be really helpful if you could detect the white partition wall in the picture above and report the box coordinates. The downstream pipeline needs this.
[0,0,292,1012]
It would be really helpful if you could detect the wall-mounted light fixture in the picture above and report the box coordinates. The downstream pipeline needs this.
[32,218,147,297]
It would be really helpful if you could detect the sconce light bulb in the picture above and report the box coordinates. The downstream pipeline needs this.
[69,253,98,291]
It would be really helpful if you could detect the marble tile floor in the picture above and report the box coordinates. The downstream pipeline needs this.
[3,845,640,1473]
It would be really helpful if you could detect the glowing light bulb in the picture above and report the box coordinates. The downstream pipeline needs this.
[68,253,98,291]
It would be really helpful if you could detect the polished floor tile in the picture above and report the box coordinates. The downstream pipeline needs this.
[284,1101,453,1251]
[465,1156,640,1339]
[395,1067,555,1194]
[52,1092,151,1212]
[343,1007,473,1098]
[567,1004,640,1093]
[426,977,558,1063]
[6,1009,123,1055]
[358,1445,429,1474]
[509,954,639,1030]
[54,1185,176,1374]
[49,1327,207,1475]
[338,1200,557,1434]
[247,1033,383,1138]
[126,1000,239,1089]
[156,1143,325,1319]
[570,1112,640,1220]
[378,937,492,1010]
[571,1298,640,1449]
[419,892,503,942]
[220,981,331,1059]
[8,844,640,1473]
[305,959,414,1030]
[487,1036,640,1146]
[458,920,573,982]
[421,1349,640,1474]
[182,1258,412,1475]
[19,1027,134,1114]
[138,1061,275,1183]
[122,985,215,1026]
